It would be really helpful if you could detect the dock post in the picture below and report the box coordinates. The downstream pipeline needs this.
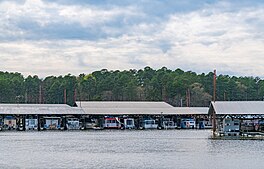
[213,69,217,134]
[213,110,216,133]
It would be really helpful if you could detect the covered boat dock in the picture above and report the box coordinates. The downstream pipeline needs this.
[0,104,84,130]
[0,102,209,131]
[209,101,264,137]
[78,101,209,129]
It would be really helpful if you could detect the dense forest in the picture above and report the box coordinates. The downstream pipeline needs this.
[0,66,264,107]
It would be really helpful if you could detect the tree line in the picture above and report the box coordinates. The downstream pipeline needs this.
[0,66,264,107]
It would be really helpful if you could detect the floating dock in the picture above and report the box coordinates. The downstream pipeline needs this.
[208,101,264,139]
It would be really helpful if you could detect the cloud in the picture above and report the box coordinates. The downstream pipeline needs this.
[0,0,143,40]
[0,0,263,78]
[133,2,264,76]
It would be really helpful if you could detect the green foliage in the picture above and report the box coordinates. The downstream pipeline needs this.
[0,67,263,106]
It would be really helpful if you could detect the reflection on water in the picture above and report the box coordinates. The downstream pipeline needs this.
[0,130,263,169]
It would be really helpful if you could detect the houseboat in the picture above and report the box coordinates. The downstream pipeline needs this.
[3,116,17,130]
[139,118,158,129]
[162,119,177,129]
[25,118,38,130]
[240,120,254,132]
[43,117,61,130]
[218,115,240,136]
[258,119,264,132]
[180,118,196,129]
[157,117,177,129]
[123,118,135,129]
[66,117,80,130]
[240,119,264,132]
[79,116,99,130]
[104,117,121,129]
[197,119,212,129]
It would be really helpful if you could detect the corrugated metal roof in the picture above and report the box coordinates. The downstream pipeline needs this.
[172,107,209,115]
[0,102,209,115]
[209,101,264,115]
[0,104,85,115]
[77,101,175,115]
[77,101,208,115]
[77,101,173,109]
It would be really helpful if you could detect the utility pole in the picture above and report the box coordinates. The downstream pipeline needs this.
[213,70,216,103]
[213,70,217,133]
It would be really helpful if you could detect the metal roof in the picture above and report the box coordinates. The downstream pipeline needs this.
[77,101,208,115]
[172,107,209,115]
[0,104,85,115]
[0,102,209,115]
[209,101,264,115]
[77,101,175,115]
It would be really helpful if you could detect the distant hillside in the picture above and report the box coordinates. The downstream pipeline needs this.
[0,66,263,106]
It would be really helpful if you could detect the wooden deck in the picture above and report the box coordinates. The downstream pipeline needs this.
[210,131,264,140]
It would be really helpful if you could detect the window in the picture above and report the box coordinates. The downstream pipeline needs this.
[146,120,154,125]
[126,120,133,125]
[29,120,36,125]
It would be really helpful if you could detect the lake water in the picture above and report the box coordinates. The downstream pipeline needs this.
[0,130,263,169]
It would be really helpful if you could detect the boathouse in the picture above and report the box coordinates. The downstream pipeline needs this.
[77,101,177,129]
[208,101,264,136]
[0,102,209,130]
[78,101,209,129]
[0,104,85,130]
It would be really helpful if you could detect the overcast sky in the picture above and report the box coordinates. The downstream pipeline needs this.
[0,0,263,77]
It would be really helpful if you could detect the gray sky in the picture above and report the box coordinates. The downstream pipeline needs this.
[0,0,263,77]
